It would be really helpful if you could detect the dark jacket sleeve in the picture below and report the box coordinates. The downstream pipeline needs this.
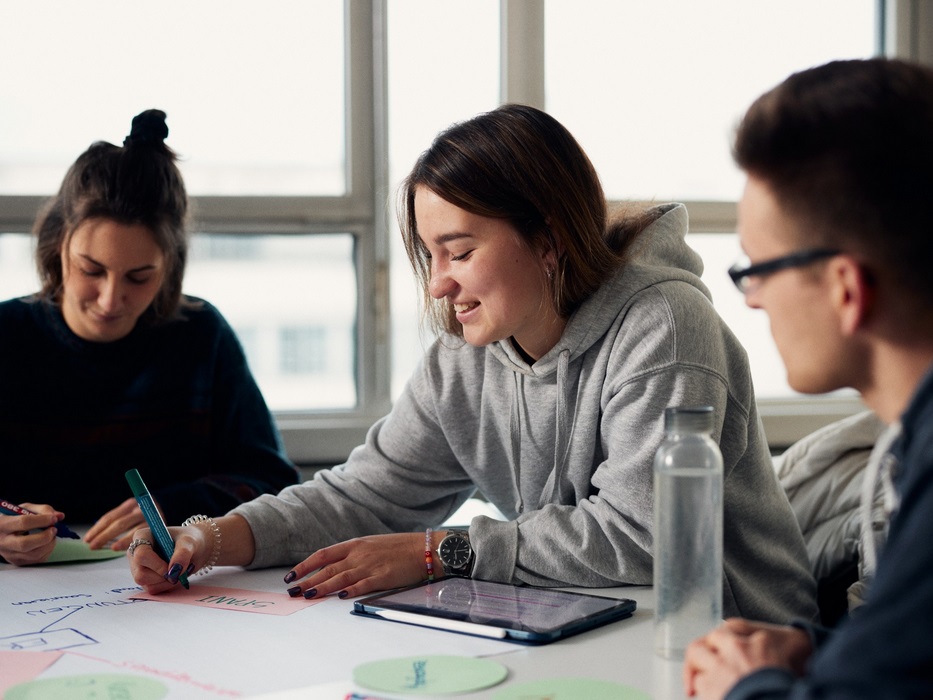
[727,377,933,699]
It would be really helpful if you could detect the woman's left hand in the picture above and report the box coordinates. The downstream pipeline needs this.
[85,497,148,551]
[284,533,429,599]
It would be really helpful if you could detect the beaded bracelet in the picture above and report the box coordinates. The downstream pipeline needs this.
[182,514,221,575]
[424,527,435,582]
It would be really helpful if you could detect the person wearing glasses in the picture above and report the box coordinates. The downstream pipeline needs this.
[127,104,816,626]
[684,58,933,699]
[0,110,299,566]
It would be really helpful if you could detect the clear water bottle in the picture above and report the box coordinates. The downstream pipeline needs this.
[654,405,723,659]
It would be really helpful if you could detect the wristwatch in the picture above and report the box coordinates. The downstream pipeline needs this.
[437,529,475,578]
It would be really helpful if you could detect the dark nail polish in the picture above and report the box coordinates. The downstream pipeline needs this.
[287,586,302,597]
[283,570,297,584]
[338,590,349,599]
[185,563,195,576]
[303,588,317,599]
[165,563,182,583]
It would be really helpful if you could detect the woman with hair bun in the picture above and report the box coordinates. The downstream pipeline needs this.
[0,109,298,566]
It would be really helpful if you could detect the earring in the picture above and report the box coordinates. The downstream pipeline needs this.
[546,266,554,281]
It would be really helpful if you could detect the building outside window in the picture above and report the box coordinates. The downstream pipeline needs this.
[281,327,328,376]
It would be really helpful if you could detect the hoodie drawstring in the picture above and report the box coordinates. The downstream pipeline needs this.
[510,371,524,514]
[508,349,578,515]
[546,349,575,505]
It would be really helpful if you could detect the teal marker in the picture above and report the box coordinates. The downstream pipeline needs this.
[125,468,189,589]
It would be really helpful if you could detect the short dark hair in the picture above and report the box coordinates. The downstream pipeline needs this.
[34,109,190,321]
[734,58,933,304]
[399,104,659,337]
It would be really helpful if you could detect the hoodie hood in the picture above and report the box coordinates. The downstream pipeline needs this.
[487,202,705,377]
[483,202,705,513]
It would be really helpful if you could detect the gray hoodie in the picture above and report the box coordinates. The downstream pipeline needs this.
[233,203,817,623]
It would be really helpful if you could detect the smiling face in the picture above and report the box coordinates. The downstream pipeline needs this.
[414,187,564,360]
[60,218,166,342]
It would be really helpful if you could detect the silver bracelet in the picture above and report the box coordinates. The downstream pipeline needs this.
[182,515,221,575]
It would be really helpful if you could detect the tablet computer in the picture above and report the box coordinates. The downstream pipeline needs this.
[352,577,636,645]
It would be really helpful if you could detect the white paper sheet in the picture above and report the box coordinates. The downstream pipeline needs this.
[0,558,517,698]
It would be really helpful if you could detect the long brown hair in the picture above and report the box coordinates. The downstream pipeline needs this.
[399,104,659,337]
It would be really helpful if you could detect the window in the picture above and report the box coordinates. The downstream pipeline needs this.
[2,1,929,461]
[0,1,381,464]
[0,1,345,197]
[387,0,501,396]
[544,0,877,202]
[185,233,357,411]
[0,234,34,300]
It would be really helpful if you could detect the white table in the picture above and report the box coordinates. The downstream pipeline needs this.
[0,556,687,699]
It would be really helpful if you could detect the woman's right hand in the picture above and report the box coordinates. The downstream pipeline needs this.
[125,515,255,594]
[0,503,64,566]
[126,525,204,594]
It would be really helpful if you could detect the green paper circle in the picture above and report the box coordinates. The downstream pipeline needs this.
[353,654,508,695]
[6,674,168,700]
[493,677,651,700]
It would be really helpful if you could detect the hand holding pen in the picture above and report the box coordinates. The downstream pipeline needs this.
[125,523,196,592]
[0,499,78,566]
[125,469,193,591]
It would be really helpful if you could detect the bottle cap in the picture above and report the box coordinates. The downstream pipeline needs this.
[664,405,714,433]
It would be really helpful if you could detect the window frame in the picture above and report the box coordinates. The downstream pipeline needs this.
[1,0,929,461]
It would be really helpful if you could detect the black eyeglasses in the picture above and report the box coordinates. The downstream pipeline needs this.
[728,248,841,293]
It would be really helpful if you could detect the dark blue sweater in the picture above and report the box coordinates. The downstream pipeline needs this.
[727,364,933,699]
[0,296,298,525]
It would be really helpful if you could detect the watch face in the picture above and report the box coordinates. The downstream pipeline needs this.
[439,535,472,570]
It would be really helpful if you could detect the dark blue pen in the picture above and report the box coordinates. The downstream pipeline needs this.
[125,469,189,589]
[0,497,81,539]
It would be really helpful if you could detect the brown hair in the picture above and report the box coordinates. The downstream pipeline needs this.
[399,104,659,336]
[33,109,190,322]
[734,58,933,304]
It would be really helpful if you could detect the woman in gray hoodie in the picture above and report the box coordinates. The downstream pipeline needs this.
[128,104,816,624]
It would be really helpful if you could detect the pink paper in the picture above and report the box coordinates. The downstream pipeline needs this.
[0,650,63,694]
[131,584,321,616]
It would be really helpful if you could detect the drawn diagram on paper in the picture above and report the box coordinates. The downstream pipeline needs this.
[1,586,146,653]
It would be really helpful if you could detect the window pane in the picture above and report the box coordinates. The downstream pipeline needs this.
[545,0,877,201]
[185,233,357,411]
[690,233,791,397]
[0,1,345,196]
[387,0,500,398]
[0,233,37,300]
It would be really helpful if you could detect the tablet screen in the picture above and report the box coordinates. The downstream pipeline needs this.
[353,578,636,643]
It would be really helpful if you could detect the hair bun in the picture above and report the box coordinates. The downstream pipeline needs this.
[124,109,169,146]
